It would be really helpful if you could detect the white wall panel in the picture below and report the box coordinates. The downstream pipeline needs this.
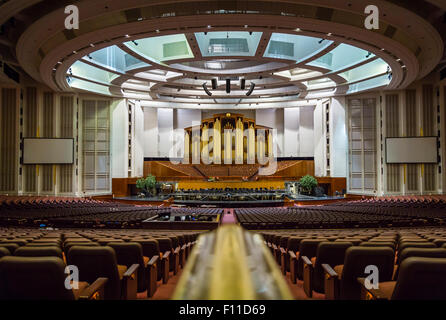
[284,108,299,157]
[111,99,127,178]
[313,101,324,176]
[134,101,144,176]
[143,107,158,157]
[330,97,347,177]
[299,106,314,157]
[157,108,173,157]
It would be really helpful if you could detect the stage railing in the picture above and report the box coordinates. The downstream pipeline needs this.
[172,225,293,299]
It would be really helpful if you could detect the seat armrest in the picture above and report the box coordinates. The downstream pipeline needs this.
[78,277,108,300]
[289,251,297,259]
[122,264,139,300]
[181,244,187,251]
[123,263,139,278]
[302,256,314,298]
[272,244,278,250]
[163,251,170,259]
[174,247,180,254]
[301,255,313,266]
[322,264,339,300]
[148,255,159,266]
[357,278,393,300]
[280,247,286,254]
[322,264,338,278]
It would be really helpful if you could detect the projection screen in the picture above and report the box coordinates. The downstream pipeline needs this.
[386,137,438,164]
[23,138,74,164]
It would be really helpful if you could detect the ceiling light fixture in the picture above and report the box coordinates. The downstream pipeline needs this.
[246,83,256,96]
[295,28,301,32]
[202,83,212,96]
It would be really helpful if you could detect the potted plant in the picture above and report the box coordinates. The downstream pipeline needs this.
[136,177,148,197]
[145,174,157,196]
[299,175,318,196]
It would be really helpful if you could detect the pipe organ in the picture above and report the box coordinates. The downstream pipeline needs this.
[183,113,274,165]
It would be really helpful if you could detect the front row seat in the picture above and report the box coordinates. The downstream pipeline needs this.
[322,247,394,300]
[0,256,107,300]
[359,257,446,300]
[67,246,139,300]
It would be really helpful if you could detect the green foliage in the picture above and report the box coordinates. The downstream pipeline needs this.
[136,175,157,192]
[145,174,157,190]
[136,178,146,190]
[299,175,318,194]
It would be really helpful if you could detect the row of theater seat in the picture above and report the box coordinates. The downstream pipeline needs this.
[261,227,446,299]
[0,227,206,300]
[0,197,222,228]
[236,197,446,229]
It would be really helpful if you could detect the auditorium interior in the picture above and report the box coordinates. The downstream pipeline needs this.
[2,0,446,304]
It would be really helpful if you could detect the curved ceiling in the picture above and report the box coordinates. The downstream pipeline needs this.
[67,31,392,106]
[1,0,444,109]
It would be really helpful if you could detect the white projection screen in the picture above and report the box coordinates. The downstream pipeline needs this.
[23,138,74,164]
[386,137,438,164]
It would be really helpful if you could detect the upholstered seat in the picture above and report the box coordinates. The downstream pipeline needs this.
[323,246,395,300]
[361,257,446,300]
[67,246,138,300]
[303,241,352,296]
[107,242,146,293]
[0,247,10,258]
[14,246,63,259]
[0,256,107,300]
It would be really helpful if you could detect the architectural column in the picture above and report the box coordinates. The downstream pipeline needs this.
[235,117,243,164]
[213,118,221,164]
[257,129,266,164]
[248,122,255,164]
[191,125,200,164]
[201,123,209,164]
[224,125,232,164]
[268,129,274,159]
[183,130,190,164]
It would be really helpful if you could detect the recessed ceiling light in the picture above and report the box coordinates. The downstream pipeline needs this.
[380,48,385,51]
[244,25,248,28]
[89,43,95,47]
[402,65,406,68]
[57,61,62,64]
[396,58,401,62]
[327,32,332,36]
[156,29,160,33]
[125,34,130,38]
[72,50,77,54]
[295,28,301,32]
[207,25,211,29]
